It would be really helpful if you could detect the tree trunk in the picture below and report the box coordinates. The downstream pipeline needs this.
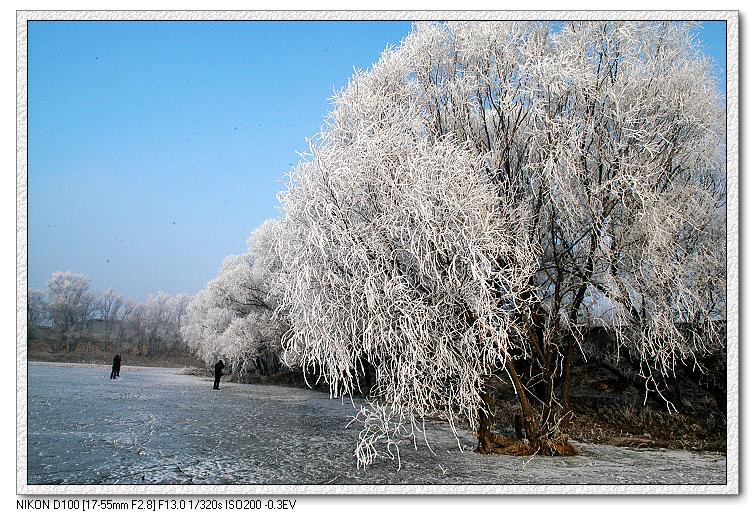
[540,338,561,435]
[505,357,541,448]
[561,335,575,413]
[476,383,495,453]
[363,360,373,396]
[514,415,524,439]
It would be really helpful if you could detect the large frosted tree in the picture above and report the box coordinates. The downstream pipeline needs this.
[275,20,725,465]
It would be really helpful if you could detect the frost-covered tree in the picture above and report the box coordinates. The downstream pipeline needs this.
[95,287,124,339]
[120,299,146,352]
[46,271,96,348]
[276,21,725,464]
[122,292,191,355]
[181,220,288,377]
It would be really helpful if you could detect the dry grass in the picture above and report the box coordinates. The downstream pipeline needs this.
[483,392,725,454]
[566,405,725,452]
[493,434,578,456]
[473,433,578,456]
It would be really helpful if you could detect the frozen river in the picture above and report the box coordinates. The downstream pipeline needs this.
[27,362,726,485]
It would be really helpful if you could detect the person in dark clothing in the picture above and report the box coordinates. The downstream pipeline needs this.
[110,354,121,379]
[213,360,225,390]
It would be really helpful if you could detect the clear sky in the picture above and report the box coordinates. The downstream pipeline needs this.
[27,20,727,301]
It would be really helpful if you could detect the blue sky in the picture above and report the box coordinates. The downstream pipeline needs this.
[27,20,727,300]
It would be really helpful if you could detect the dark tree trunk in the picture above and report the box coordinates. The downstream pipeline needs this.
[514,414,524,440]
[561,335,576,413]
[505,357,541,448]
[363,360,373,395]
[476,383,495,453]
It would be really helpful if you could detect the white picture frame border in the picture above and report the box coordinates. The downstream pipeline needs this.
[15,9,739,496]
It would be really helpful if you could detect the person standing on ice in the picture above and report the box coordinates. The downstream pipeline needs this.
[110,354,121,380]
[213,359,225,390]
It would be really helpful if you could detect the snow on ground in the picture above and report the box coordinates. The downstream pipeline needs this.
[26,362,725,485]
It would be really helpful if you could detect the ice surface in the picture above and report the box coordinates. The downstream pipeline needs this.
[26,362,725,485]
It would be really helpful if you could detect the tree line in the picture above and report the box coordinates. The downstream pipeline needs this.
[28,271,192,358]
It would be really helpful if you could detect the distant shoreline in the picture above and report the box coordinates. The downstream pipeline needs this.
[27,360,190,371]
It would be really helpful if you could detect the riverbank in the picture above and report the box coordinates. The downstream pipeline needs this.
[27,347,201,369]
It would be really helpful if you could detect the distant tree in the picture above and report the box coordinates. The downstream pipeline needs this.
[116,299,136,347]
[95,287,124,339]
[275,21,725,465]
[167,293,192,352]
[27,288,50,329]
[143,292,171,354]
[128,292,192,356]
[46,271,96,349]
